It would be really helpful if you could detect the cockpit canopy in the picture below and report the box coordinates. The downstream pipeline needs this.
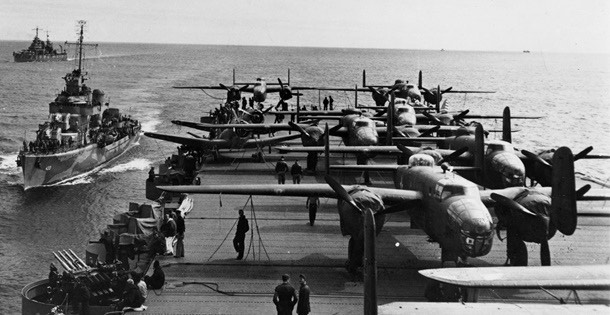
[354,119,373,128]
[396,106,413,115]
[408,154,435,167]
[486,140,514,155]
[435,180,479,201]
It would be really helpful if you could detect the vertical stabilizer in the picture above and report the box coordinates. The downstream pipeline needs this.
[386,93,395,145]
[363,208,378,315]
[475,124,485,183]
[324,124,330,175]
[502,106,512,143]
[363,70,367,87]
[551,147,577,235]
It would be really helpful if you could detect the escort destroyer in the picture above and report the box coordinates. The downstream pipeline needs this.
[16,21,140,189]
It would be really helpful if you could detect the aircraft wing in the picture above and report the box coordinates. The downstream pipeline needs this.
[144,132,230,149]
[419,265,610,290]
[173,85,255,93]
[173,85,227,90]
[240,133,302,148]
[276,145,401,154]
[330,165,479,172]
[379,302,610,314]
[276,145,466,158]
[172,120,299,132]
[444,90,496,94]
[157,184,423,205]
[269,110,355,116]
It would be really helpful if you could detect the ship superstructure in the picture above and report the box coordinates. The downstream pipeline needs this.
[13,27,68,62]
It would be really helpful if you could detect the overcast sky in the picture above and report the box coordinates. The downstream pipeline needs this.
[2,0,609,53]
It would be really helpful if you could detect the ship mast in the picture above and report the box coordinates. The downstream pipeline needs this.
[77,20,85,72]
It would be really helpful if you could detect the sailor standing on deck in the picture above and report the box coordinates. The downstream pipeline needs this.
[291,160,303,184]
[160,213,177,256]
[275,156,289,184]
[273,274,298,315]
[233,209,249,260]
[297,274,311,315]
[174,210,185,258]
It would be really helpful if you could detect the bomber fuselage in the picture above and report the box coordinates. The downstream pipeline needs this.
[395,165,494,261]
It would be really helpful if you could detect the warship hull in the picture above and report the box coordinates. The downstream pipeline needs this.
[13,52,68,62]
[19,130,141,190]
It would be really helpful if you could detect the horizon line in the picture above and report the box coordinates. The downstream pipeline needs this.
[2,38,608,55]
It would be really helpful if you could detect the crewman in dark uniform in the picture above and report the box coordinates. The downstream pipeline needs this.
[275,156,289,184]
[233,210,249,260]
[273,274,298,315]
[296,274,311,315]
[291,160,303,184]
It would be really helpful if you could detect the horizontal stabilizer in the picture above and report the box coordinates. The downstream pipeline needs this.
[419,265,610,290]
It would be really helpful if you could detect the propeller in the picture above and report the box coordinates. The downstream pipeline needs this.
[452,109,470,123]
[262,106,274,114]
[522,149,552,169]
[278,78,294,100]
[219,83,249,102]
[325,175,362,212]
[393,126,409,138]
[396,143,415,160]
[329,123,343,135]
[573,146,593,161]
[418,125,440,138]
[422,111,443,125]
[288,121,311,139]
[492,192,551,266]
[438,146,469,164]
[491,193,537,216]
[576,184,591,200]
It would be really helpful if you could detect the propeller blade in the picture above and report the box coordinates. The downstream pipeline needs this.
[238,84,250,91]
[277,78,284,89]
[540,239,551,266]
[422,111,443,125]
[573,146,593,161]
[442,87,453,94]
[418,125,440,137]
[576,184,592,200]
[453,109,470,121]
[219,83,229,90]
[490,193,537,217]
[374,203,405,217]
[368,86,387,100]
[439,146,469,164]
[522,149,552,169]
[329,124,343,134]
[187,132,202,138]
[324,175,362,212]
[288,121,311,139]
[262,106,274,114]
[393,126,409,138]
[396,143,414,158]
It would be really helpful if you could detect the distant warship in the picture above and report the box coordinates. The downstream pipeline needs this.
[16,21,140,189]
[13,27,68,62]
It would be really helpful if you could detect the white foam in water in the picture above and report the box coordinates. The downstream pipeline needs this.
[0,153,20,175]
[140,118,162,133]
[97,158,151,175]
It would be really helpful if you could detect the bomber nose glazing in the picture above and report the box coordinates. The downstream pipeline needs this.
[447,199,494,257]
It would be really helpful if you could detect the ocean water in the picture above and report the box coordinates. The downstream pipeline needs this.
[1,41,609,313]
